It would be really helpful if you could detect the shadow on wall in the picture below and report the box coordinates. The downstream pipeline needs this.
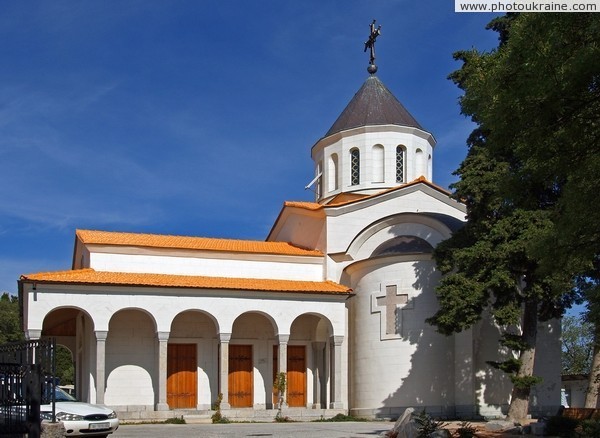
[378,260,511,419]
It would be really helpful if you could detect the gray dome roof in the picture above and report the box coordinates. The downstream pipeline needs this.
[325,75,423,138]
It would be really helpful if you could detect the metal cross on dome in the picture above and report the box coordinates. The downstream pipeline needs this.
[364,19,381,74]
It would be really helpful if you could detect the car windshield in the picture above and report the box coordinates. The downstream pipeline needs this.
[53,386,77,402]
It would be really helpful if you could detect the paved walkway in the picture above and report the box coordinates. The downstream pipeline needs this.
[112,421,393,437]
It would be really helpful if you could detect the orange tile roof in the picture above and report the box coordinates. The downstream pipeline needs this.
[76,229,322,257]
[20,269,352,295]
[326,192,370,205]
[283,177,452,211]
[283,201,322,210]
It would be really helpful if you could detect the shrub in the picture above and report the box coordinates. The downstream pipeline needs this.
[578,419,600,438]
[164,416,185,424]
[274,411,292,422]
[454,421,477,438]
[545,415,579,438]
[413,410,447,438]
[211,393,230,424]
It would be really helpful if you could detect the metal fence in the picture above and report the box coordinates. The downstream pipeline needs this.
[0,339,56,438]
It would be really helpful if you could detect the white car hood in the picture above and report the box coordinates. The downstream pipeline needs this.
[41,402,113,416]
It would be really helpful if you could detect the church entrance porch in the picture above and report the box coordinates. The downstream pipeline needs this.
[21,285,349,418]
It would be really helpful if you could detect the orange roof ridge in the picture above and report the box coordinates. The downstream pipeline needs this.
[20,269,352,295]
[75,229,322,257]
[283,201,323,211]
[320,177,453,208]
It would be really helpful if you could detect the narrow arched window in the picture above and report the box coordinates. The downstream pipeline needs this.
[328,154,338,191]
[350,148,360,186]
[415,148,424,178]
[427,154,432,180]
[373,145,384,183]
[396,146,406,183]
[316,161,323,198]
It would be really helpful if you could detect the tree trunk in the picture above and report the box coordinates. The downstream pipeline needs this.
[585,325,600,408]
[507,299,538,422]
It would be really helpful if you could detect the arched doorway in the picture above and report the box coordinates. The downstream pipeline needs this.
[42,307,94,402]
[105,309,156,408]
[288,313,333,408]
[230,312,277,408]
[168,310,218,409]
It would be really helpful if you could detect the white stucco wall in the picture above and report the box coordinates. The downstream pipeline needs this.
[474,315,562,419]
[86,250,323,282]
[347,255,455,418]
[312,126,435,202]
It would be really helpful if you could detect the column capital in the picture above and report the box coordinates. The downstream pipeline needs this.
[95,330,108,341]
[277,334,290,344]
[156,331,170,342]
[25,329,42,340]
[219,333,231,343]
[330,335,344,346]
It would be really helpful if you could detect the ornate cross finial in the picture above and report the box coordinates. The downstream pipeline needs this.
[364,20,381,74]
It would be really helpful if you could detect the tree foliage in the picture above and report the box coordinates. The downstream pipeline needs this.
[55,345,75,385]
[428,13,600,420]
[0,292,23,344]
[562,315,593,375]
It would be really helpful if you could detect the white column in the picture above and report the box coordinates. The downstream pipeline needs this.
[312,342,325,409]
[277,334,289,408]
[277,334,289,374]
[219,333,231,410]
[156,331,170,411]
[95,330,108,405]
[329,335,344,409]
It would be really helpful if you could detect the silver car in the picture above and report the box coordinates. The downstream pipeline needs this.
[41,387,119,437]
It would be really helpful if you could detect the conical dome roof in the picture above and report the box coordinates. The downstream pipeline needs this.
[324,75,423,138]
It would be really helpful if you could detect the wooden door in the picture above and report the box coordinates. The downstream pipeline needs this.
[229,344,253,407]
[167,343,197,409]
[286,345,306,407]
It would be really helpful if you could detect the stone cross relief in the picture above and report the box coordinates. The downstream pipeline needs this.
[371,284,413,340]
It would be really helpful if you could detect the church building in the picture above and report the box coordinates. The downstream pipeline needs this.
[18,38,561,421]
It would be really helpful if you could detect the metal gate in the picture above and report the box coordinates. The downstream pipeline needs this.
[0,339,56,438]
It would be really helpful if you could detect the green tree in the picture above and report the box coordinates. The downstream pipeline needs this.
[562,315,593,375]
[428,13,600,421]
[0,292,24,344]
[55,345,75,385]
[583,279,600,407]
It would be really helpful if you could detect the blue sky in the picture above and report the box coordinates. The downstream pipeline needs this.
[0,1,505,295]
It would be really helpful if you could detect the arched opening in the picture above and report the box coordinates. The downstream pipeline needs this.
[372,145,384,183]
[415,148,424,179]
[230,312,277,408]
[371,235,433,257]
[288,313,334,408]
[105,309,157,407]
[350,148,360,186]
[396,145,406,183]
[428,154,432,180]
[328,153,338,192]
[42,307,94,402]
[168,310,218,409]
[316,160,323,199]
